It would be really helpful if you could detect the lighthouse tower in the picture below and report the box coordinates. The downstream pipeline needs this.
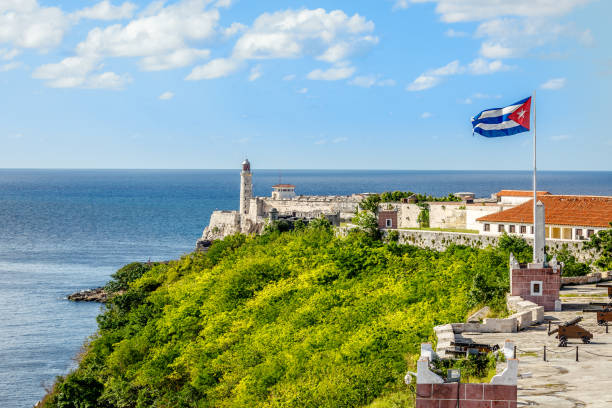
[240,159,252,221]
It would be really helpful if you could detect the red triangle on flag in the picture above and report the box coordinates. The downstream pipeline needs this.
[508,97,531,130]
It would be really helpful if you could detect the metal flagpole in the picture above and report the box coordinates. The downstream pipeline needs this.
[533,90,537,262]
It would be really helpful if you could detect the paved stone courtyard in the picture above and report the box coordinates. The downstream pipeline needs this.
[459,284,612,407]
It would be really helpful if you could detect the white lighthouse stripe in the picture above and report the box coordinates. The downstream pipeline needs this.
[474,120,520,130]
[477,103,521,119]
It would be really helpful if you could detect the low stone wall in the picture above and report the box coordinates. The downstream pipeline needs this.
[391,229,593,262]
[561,271,612,285]
[507,296,546,329]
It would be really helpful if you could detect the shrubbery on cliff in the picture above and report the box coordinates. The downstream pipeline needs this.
[42,225,514,408]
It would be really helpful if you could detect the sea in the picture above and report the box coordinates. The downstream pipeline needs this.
[0,169,610,407]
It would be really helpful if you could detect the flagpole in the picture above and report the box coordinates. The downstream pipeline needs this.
[533,90,537,262]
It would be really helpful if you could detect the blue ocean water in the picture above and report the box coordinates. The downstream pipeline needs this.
[0,169,610,407]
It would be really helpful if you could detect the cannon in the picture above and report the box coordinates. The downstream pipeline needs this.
[447,341,499,356]
[584,306,612,325]
[548,316,593,347]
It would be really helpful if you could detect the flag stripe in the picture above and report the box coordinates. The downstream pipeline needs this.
[474,120,520,130]
[476,103,522,119]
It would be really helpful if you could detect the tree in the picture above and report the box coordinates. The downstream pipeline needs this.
[584,222,612,271]
[352,210,380,239]
[359,195,381,213]
[417,204,429,228]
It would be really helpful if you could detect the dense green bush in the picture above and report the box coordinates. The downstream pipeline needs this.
[584,222,612,271]
[43,226,514,408]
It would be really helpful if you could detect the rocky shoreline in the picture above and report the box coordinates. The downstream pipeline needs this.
[67,287,108,303]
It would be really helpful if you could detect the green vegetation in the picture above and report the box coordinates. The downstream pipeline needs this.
[42,225,517,408]
[553,246,591,277]
[378,191,461,204]
[432,352,501,384]
[584,222,612,271]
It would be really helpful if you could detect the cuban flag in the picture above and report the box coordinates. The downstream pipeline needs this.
[471,96,531,137]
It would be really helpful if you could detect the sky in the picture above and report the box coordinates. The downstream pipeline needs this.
[1,0,611,170]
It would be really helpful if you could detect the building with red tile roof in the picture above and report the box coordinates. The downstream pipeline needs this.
[477,195,612,241]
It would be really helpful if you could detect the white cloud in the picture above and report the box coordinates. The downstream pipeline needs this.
[540,77,566,90]
[550,134,571,141]
[0,1,71,49]
[249,64,262,81]
[407,74,440,91]
[0,61,22,72]
[188,8,377,81]
[283,74,296,81]
[445,28,467,37]
[223,22,247,37]
[186,58,242,80]
[349,74,395,88]
[73,1,137,21]
[392,0,409,11]
[307,65,355,81]
[140,48,210,71]
[408,58,510,91]
[0,48,20,60]
[332,137,348,143]
[421,112,433,119]
[297,87,308,94]
[314,139,326,145]
[158,91,174,100]
[232,9,376,61]
[426,0,590,23]
[468,58,511,74]
[34,0,221,88]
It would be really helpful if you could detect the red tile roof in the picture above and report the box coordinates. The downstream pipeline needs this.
[477,195,612,227]
[496,190,551,197]
[272,184,296,188]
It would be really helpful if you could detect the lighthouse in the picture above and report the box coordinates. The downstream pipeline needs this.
[240,159,252,221]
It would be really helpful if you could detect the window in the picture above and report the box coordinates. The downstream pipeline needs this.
[498,224,505,233]
[484,223,490,232]
[509,225,516,233]
[587,229,595,237]
[520,225,527,234]
[386,219,393,228]
[576,228,583,239]
[531,281,543,296]
[530,226,534,234]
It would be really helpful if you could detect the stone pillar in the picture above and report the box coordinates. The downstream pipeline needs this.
[532,200,546,266]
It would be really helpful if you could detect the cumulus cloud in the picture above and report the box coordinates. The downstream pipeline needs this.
[0,61,22,72]
[223,22,247,37]
[540,77,566,90]
[34,0,220,88]
[0,48,20,60]
[186,58,243,80]
[421,112,433,119]
[0,0,70,49]
[140,48,210,71]
[189,8,377,81]
[283,74,296,81]
[445,28,467,37]
[307,65,356,81]
[297,87,308,94]
[407,58,511,91]
[349,74,395,88]
[73,1,137,21]
[158,91,174,100]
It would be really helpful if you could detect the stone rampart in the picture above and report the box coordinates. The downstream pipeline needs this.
[200,210,240,241]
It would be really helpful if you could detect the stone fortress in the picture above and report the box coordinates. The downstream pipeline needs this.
[196,159,366,248]
[197,160,612,261]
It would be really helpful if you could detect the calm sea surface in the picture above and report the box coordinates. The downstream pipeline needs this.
[0,169,610,407]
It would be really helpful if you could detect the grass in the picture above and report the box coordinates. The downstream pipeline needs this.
[559,293,608,298]
[400,227,479,234]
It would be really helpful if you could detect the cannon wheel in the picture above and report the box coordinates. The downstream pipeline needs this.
[582,336,591,344]
[598,320,606,326]
[559,336,568,347]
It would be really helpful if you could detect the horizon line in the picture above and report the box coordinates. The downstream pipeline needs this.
[0,168,610,172]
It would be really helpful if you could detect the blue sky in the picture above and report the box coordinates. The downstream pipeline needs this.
[1,0,610,170]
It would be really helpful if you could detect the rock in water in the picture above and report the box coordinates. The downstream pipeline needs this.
[67,287,108,303]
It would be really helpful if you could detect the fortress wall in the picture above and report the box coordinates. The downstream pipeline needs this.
[466,204,505,230]
[332,228,594,262]
[398,204,421,228]
[259,196,360,220]
[201,210,240,240]
[429,203,466,229]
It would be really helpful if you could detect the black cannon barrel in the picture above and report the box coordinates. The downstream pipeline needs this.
[560,316,583,327]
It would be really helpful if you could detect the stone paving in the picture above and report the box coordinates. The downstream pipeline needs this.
[460,284,612,407]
